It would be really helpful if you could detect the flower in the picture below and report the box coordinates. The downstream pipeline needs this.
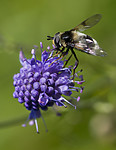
[13,42,84,133]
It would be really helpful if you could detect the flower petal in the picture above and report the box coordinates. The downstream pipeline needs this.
[38,93,49,107]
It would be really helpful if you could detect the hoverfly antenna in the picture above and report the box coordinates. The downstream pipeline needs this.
[47,36,54,40]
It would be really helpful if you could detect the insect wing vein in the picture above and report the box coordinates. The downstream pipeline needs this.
[71,14,102,32]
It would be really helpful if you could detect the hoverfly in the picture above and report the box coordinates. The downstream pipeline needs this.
[47,14,107,76]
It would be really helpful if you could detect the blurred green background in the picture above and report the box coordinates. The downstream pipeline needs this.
[0,0,116,149]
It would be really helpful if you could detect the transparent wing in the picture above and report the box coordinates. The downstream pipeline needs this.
[74,43,107,57]
[71,14,102,32]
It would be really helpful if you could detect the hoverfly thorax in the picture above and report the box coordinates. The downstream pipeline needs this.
[61,31,72,43]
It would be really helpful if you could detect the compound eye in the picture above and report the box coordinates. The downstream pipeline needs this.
[54,36,61,48]
[56,36,60,43]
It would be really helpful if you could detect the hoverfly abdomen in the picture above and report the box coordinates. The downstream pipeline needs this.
[86,35,93,41]
[85,35,95,47]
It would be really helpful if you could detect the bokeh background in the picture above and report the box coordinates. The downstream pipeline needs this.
[0,0,116,149]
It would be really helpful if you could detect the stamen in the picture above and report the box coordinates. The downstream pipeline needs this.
[77,96,80,102]
[80,87,84,93]
[40,42,43,62]
[75,80,85,84]
[52,44,55,49]
[59,97,76,109]
[40,42,43,49]
[41,113,48,132]
[47,46,50,51]
[52,99,67,108]
[22,116,30,127]
[19,51,26,65]
[69,96,77,100]
[33,45,38,49]
[71,87,82,90]
[34,119,39,134]
[31,49,35,55]
[29,120,35,126]
[49,51,54,58]
[68,88,79,91]
[22,124,26,127]
[31,49,36,60]
[63,98,76,109]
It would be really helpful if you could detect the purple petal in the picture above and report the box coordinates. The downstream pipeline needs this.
[33,82,40,90]
[31,89,39,98]
[80,87,84,93]
[75,80,85,85]
[38,93,49,107]
[46,86,54,95]
[29,109,41,120]
[40,42,43,49]
[27,72,33,78]
[40,77,46,84]
[13,74,17,80]
[50,73,57,80]
[13,91,19,98]
[25,90,30,98]
[19,51,26,66]
[24,79,28,85]
[53,90,61,99]
[43,72,50,78]
[77,96,80,102]
[19,91,24,98]
[15,86,20,92]
[26,84,32,91]
[34,72,41,80]
[55,77,68,86]
[58,85,68,92]
[62,91,72,96]
[31,96,37,101]
[29,120,35,126]
[29,77,35,84]
[40,84,47,92]
[17,79,23,86]
[47,79,54,85]
[31,49,35,55]
[42,51,49,62]
[18,97,24,103]
[24,96,30,102]
[20,85,26,92]
[13,80,17,86]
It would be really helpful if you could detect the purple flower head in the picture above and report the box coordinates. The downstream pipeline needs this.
[13,42,85,133]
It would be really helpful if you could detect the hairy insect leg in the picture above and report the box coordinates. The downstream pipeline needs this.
[48,47,69,66]
[48,51,61,59]
[48,54,64,67]
[72,61,79,79]
[71,48,79,79]
[47,47,65,60]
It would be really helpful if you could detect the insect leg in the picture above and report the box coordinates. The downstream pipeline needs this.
[46,48,62,61]
[70,48,79,79]
[48,54,65,67]
[48,47,69,66]
[51,47,65,57]
[63,54,72,68]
